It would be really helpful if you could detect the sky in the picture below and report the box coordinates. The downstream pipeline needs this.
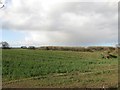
[0,0,119,47]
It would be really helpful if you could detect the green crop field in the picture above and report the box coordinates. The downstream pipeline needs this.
[2,49,118,88]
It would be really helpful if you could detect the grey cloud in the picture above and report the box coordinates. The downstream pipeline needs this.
[2,1,118,46]
[47,2,117,45]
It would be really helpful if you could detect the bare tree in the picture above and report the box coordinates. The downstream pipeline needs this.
[0,0,4,9]
[0,41,10,49]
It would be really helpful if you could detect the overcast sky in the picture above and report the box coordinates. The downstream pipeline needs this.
[0,0,118,47]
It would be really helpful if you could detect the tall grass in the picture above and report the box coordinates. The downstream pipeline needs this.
[2,49,118,82]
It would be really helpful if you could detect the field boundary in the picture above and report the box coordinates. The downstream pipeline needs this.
[3,68,118,85]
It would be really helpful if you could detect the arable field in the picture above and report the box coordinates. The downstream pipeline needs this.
[2,49,118,88]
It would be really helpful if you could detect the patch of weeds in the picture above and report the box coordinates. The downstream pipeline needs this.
[95,72,102,75]
[95,78,105,82]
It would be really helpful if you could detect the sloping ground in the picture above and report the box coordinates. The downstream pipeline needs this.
[2,49,118,88]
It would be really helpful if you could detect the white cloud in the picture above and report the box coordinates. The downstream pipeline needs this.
[1,0,118,46]
[60,12,90,28]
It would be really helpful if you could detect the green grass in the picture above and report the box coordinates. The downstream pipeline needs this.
[2,49,118,88]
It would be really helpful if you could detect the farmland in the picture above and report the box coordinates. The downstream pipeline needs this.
[2,49,118,88]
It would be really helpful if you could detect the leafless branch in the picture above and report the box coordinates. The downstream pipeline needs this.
[0,4,4,9]
[0,0,4,9]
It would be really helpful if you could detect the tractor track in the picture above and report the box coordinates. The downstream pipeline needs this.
[3,68,118,85]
